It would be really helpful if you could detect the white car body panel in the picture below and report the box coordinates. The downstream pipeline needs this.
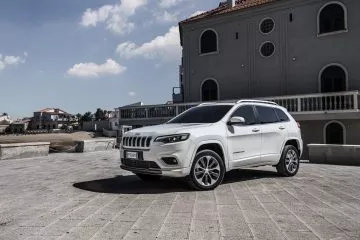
[120,101,303,178]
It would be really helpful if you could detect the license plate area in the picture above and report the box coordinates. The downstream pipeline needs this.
[124,150,143,160]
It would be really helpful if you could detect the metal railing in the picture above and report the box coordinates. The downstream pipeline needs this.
[119,91,359,120]
[263,91,359,113]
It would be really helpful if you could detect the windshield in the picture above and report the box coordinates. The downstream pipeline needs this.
[167,105,233,124]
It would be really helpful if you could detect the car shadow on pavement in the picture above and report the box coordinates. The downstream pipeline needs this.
[73,169,280,194]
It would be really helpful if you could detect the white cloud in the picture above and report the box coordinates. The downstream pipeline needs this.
[128,92,136,97]
[67,59,127,78]
[158,0,186,8]
[116,26,181,62]
[0,53,27,71]
[80,0,147,35]
[155,11,178,23]
[4,56,25,65]
[189,10,205,18]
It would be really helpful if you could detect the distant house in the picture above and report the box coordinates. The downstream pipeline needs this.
[0,114,12,124]
[9,119,31,134]
[30,108,75,130]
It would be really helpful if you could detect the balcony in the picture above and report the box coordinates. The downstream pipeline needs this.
[118,91,359,122]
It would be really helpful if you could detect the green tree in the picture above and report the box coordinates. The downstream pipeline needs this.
[76,113,82,121]
[94,108,104,121]
[81,112,93,122]
[2,113,8,116]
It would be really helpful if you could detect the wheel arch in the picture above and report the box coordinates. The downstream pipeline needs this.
[281,138,302,155]
[191,140,228,171]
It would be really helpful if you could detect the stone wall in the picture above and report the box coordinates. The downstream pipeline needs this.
[0,142,50,160]
[82,121,110,132]
[308,144,360,166]
[75,139,116,153]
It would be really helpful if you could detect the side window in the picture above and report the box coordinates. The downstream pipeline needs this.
[274,108,290,122]
[231,105,257,125]
[256,106,279,124]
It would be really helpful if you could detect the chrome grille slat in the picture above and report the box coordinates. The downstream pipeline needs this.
[123,135,152,148]
[141,137,146,147]
[137,137,141,147]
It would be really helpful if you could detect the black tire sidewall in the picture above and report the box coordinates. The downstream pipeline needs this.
[188,150,225,190]
[278,145,300,177]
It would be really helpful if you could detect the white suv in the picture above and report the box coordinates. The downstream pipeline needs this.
[120,100,303,190]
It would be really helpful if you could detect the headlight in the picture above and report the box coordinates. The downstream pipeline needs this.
[154,134,190,144]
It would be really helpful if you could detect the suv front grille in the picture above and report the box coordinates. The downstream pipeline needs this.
[122,136,152,148]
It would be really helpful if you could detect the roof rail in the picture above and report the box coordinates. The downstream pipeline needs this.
[236,99,278,105]
[199,100,237,106]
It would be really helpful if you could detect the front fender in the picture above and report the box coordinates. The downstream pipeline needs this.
[190,139,229,170]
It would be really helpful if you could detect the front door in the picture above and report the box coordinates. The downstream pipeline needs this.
[255,105,288,164]
[226,105,262,168]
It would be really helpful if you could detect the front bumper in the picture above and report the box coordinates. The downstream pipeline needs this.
[120,140,195,178]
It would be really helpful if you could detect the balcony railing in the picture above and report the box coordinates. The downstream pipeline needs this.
[119,91,359,120]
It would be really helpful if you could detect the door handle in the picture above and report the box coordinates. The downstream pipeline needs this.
[252,128,260,132]
[279,126,286,130]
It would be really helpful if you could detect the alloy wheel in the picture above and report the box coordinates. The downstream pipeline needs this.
[194,156,221,187]
[285,149,299,174]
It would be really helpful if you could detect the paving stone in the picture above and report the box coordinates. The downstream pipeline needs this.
[57,226,100,240]
[0,151,359,240]
[91,221,134,240]
[123,229,159,240]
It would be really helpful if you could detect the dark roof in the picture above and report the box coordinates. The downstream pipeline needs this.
[180,0,276,24]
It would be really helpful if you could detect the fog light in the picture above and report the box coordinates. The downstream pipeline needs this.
[162,157,178,165]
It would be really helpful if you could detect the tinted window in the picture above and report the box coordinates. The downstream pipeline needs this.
[168,105,233,124]
[256,106,279,124]
[274,108,290,122]
[200,30,218,54]
[231,105,257,125]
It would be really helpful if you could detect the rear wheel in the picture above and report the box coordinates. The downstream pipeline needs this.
[136,173,162,181]
[276,145,300,177]
[187,150,225,191]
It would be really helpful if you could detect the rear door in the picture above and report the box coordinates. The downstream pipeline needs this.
[226,105,262,168]
[255,105,288,164]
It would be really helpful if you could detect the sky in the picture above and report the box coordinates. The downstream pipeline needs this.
[0,0,219,119]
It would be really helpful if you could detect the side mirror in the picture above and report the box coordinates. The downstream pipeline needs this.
[228,117,245,126]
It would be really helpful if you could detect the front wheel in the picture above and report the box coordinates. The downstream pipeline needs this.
[276,145,300,177]
[187,150,225,191]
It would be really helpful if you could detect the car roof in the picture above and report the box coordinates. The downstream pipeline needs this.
[199,99,278,107]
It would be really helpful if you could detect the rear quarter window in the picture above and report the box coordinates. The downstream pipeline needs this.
[274,108,290,122]
[256,106,279,124]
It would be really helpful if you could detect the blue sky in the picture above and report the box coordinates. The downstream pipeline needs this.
[0,0,219,118]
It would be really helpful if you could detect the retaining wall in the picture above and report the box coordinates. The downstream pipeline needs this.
[75,139,116,153]
[308,144,360,166]
[0,142,50,160]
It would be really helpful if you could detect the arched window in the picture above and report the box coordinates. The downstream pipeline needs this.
[320,64,347,93]
[324,121,345,144]
[200,29,218,54]
[201,79,219,101]
[318,2,347,34]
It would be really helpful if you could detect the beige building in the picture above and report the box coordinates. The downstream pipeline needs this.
[30,108,76,130]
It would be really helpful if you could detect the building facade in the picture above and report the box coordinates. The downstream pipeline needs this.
[118,0,360,160]
[179,0,359,102]
[30,108,75,130]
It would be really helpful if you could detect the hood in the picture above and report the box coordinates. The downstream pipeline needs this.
[125,123,212,136]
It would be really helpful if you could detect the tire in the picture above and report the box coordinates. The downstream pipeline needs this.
[276,145,300,177]
[187,150,225,191]
[136,173,162,181]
